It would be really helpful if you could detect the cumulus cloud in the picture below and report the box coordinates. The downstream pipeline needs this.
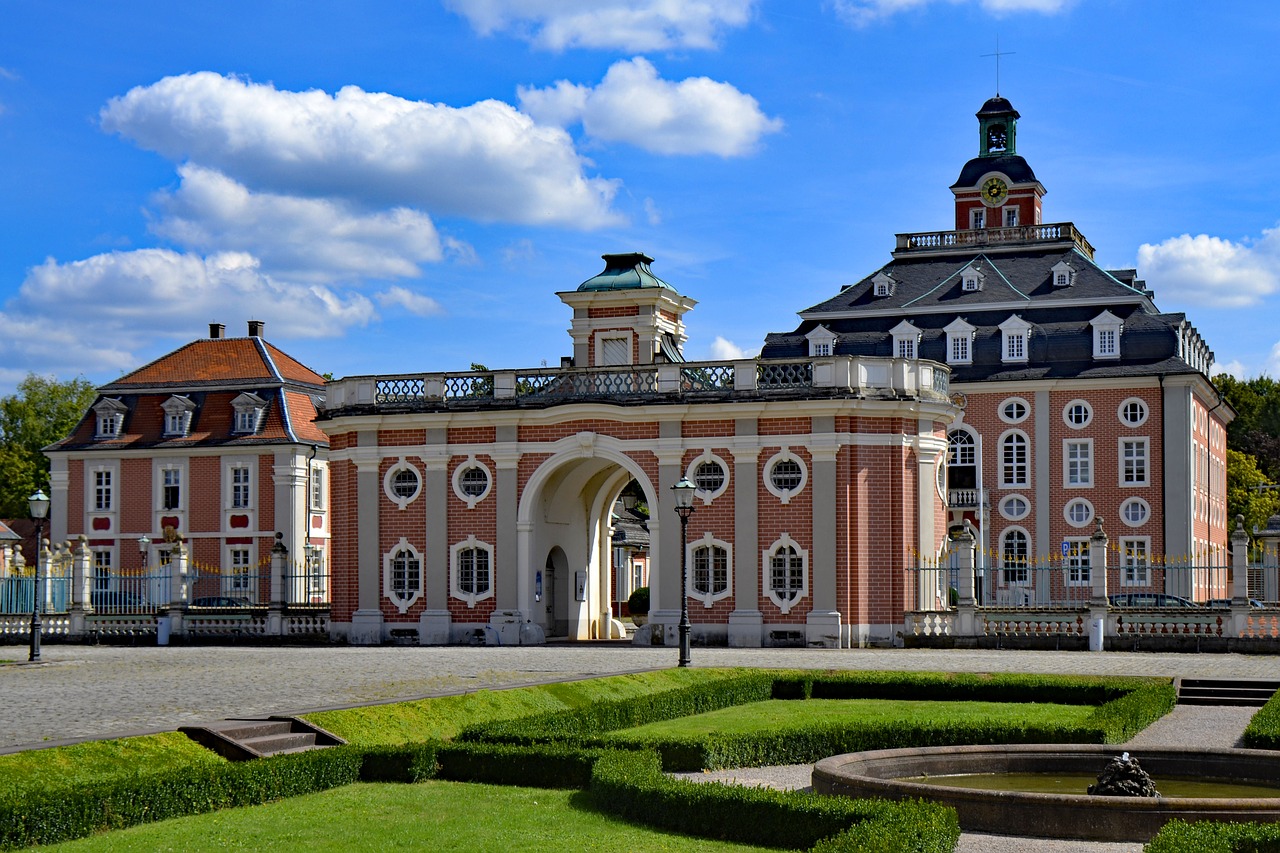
[375,285,443,317]
[1137,227,1280,309]
[444,0,755,51]
[709,335,752,360]
[833,0,1070,26]
[151,165,444,283]
[519,58,781,157]
[101,72,621,228]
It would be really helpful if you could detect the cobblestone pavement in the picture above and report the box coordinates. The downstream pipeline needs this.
[3,644,1279,750]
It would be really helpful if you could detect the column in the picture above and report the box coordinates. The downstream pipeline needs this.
[1088,518,1109,648]
[728,426,762,647]
[954,530,977,636]
[649,421,684,644]
[806,415,841,648]
[1230,515,1252,638]
[349,434,383,644]
[420,428,451,644]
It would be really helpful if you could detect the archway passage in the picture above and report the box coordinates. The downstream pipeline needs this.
[518,448,659,642]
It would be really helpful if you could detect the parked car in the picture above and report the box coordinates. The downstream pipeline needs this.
[1107,593,1200,609]
[1206,598,1265,609]
[190,596,253,608]
[90,590,149,612]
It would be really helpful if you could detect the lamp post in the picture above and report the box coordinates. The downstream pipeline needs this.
[28,489,50,663]
[671,477,696,667]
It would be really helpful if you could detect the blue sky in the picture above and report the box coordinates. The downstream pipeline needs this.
[2,1,1279,394]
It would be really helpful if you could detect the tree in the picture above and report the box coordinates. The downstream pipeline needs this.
[1216,374,1280,481]
[0,374,97,517]
[1226,449,1280,554]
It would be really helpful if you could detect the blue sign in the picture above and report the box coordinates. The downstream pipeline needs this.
[534,570,543,602]
[1061,541,1070,557]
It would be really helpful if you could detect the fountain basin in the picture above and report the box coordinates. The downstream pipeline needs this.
[813,744,1280,842]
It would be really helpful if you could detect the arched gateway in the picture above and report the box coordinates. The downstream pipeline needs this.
[321,253,954,648]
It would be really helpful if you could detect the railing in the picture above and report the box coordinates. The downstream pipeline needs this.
[893,221,1096,259]
[329,355,953,412]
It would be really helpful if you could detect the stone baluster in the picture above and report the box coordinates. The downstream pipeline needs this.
[954,529,977,637]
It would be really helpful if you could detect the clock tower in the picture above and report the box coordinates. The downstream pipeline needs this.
[950,96,1046,231]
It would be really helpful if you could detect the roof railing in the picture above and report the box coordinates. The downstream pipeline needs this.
[893,221,1095,259]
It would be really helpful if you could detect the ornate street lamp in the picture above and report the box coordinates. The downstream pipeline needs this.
[671,477,696,667]
[28,489,50,663]
[139,535,151,570]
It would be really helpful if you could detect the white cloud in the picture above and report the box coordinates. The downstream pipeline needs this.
[832,0,1070,26]
[519,57,781,157]
[444,0,755,51]
[643,197,662,226]
[0,249,376,381]
[375,285,443,317]
[151,165,443,283]
[1137,227,1280,309]
[709,335,751,360]
[101,72,621,228]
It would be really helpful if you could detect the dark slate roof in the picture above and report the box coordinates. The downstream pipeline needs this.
[761,242,1204,383]
[952,154,1038,188]
[977,97,1019,118]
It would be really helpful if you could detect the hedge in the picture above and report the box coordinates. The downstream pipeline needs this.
[587,749,959,853]
[1145,818,1280,853]
[1243,690,1280,750]
[771,670,1157,705]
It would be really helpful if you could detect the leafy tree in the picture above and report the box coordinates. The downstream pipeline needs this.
[1216,374,1280,481]
[1227,449,1280,553]
[0,374,97,517]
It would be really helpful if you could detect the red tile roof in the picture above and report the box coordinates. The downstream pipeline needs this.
[104,337,323,389]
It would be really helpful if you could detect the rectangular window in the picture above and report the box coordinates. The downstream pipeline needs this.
[1004,207,1019,227]
[1121,438,1149,486]
[813,342,831,356]
[1097,328,1117,357]
[229,548,252,591]
[600,336,630,366]
[165,413,186,435]
[92,549,112,591]
[459,548,491,596]
[1065,440,1093,487]
[235,409,260,433]
[693,545,728,596]
[310,466,325,511]
[1064,540,1090,586]
[896,338,916,359]
[1121,539,1150,586]
[1002,435,1028,487]
[1005,334,1025,361]
[970,208,985,229]
[94,469,113,512]
[949,335,969,363]
[162,468,182,510]
[231,466,251,509]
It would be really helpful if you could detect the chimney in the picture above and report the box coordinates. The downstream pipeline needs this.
[209,323,225,339]
[247,320,265,338]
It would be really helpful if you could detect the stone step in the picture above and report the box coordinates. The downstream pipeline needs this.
[1177,678,1280,707]
[180,715,345,760]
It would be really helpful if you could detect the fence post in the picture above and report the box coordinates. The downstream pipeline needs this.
[69,535,90,639]
[954,530,977,637]
[166,539,189,638]
[1261,514,1280,605]
[1230,515,1251,638]
[1089,519,1109,645]
[268,533,287,636]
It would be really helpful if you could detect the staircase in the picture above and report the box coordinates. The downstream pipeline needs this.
[1177,678,1280,707]
[180,716,345,760]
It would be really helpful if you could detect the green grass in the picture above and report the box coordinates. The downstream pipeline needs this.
[39,780,776,852]
[304,668,746,745]
[0,733,225,796]
[607,698,1096,740]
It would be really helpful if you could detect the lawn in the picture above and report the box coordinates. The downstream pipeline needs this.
[40,780,775,853]
[608,698,1097,740]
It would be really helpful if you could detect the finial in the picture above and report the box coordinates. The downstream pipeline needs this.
[981,36,1015,96]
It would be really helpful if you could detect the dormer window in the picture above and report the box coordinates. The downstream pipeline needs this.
[960,265,985,292]
[161,395,196,437]
[890,320,922,360]
[871,272,895,297]
[805,325,838,358]
[999,315,1033,364]
[943,318,976,365]
[1051,260,1075,288]
[231,392,267,435]
[93,398,128,440]
[1091,310,1123,360]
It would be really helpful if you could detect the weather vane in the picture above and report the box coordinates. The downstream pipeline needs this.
[981,36,1015,96]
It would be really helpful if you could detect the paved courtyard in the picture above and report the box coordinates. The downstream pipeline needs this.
[4,643,1280,751]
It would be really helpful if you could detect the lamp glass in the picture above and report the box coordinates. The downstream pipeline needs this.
[28,490,50,520]
[139,535,151,552]
[671,477,696,510]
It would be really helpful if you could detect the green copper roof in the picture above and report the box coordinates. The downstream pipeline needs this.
[577,252,673,292]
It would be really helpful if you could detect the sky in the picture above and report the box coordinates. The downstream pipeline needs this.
[2,0,1279,395]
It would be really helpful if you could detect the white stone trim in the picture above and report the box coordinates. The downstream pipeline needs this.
[686,450,730,504]
[450,535,495,608]
[999,315,1032,363]
[806,325,837,356]
[687,532,732,608]
[451,456,492,508]
[763,448,807,504]
[383,457,422,510]
[161,395,195,437]
[1118,397,1149,427]
[1119,436,1150,488]
[762,533,808,614]
[998,429,1030,489]
[1063,498,1094,529]
[999,494,1030,521]
[1120,497,1151,528]
[383,537,423,613]
[1062,399,1093,429]
[998,396,1030,425]
[1062,437,1094,488]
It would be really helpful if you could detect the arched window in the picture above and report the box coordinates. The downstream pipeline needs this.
[1001,432,1028,487]
[762,535,808,614]
[1001,528,1029,585]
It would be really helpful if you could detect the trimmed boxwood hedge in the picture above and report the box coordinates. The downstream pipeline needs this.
[1145,818,1280,852]
[1243,689,1280,750]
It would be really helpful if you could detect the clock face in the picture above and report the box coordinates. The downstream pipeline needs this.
[980,176,1009,207]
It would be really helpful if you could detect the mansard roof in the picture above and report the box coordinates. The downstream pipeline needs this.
[103,337,324,391]
[761,238,1210,384]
